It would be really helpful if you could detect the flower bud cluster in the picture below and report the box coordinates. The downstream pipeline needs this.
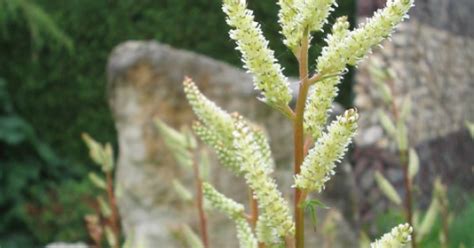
[295,109,358,192]
[278,0,336,50]
[371,223,413,248]
[255,213,280,245]
[223,0,292,109]
[183,78,234,142]
[184,79,242,174]
[202,183,257,248]
[192,121,242,175]
[232,114,295,237]
[305,0,413,139]
[203,182,245,218]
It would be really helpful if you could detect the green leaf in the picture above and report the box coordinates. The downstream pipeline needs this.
[198,148,211,180]
[172,179,193,202]
[378,110,396,137]
[466,121,474,139]
[88,172,106,190]
[97,196,111,217]
[181,224,204,248]
[82,133,105,167]
[374,171,402,205]
[105,226,117,248]
[0,116,32,144]
[303,199,330,231]
[396,121,408,151]
[408,148,419,179]
[418,195,439,240]
[400,96,412,121]
[359,231,371,248]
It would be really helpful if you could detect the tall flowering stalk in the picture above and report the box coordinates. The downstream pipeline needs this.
[183,0,414,247]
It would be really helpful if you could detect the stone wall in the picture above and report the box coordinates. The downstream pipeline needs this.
[353,0,474,223]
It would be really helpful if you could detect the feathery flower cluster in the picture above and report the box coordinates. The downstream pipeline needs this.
[298,0,335,34]
[305,0,413,139]
[183,78,233,141]
[346,0,414,65]
[223,0,292,109]
[202,183,257,248]
[278,0,336,50]
[202,182,245,218]
[293,0,336,47]
[256,213,280,245]
[232,114,295,236]
[370,223,413,248]
[192,121,241,175]
[303,17,349,139]
[295,109,358,192]
[277,0,299,49]
[317,0,414,75]
[250,125,275,174]
[184,79,242,174]
[234,217,258,248]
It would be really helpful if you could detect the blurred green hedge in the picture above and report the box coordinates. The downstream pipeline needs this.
[0,0,355,246]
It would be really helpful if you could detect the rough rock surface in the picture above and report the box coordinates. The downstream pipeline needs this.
[353,0,474,228]
[355,20,474,148]
[107,41,354,247]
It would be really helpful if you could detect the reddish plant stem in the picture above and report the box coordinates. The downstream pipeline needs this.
[400,150,416,248]
[192,153,209,248]
[248,190,266,248]
[294,31,310,248]
[387,77,417,248]
[105,171,121,248]
[249,189,259,228]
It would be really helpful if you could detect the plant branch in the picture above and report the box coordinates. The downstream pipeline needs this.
[387,77,416,248]
[192,152,210,248]
[294,31,310,248]
[248,189,258,228]
[105,171,121,248]
[400,150,416,248]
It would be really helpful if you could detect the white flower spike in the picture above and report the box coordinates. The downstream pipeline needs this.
[223,0,293,111]
[295,109,359,192]
[371,223,413,248]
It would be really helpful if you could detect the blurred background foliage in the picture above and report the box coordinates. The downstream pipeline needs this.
[0,0,355,246]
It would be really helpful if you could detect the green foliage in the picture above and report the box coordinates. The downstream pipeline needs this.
[0,78,94,246]
[0,0,72,50]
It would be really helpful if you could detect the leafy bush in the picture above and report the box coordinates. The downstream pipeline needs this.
[0,78,95,246]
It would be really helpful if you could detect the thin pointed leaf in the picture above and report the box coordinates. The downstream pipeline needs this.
[374,171,402,205]
[400,96,412,121]
[378,110,396,137]
[88,172,106,190]
[418,196,439,240]
[408,148,419,179]
[396,121,408,151]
